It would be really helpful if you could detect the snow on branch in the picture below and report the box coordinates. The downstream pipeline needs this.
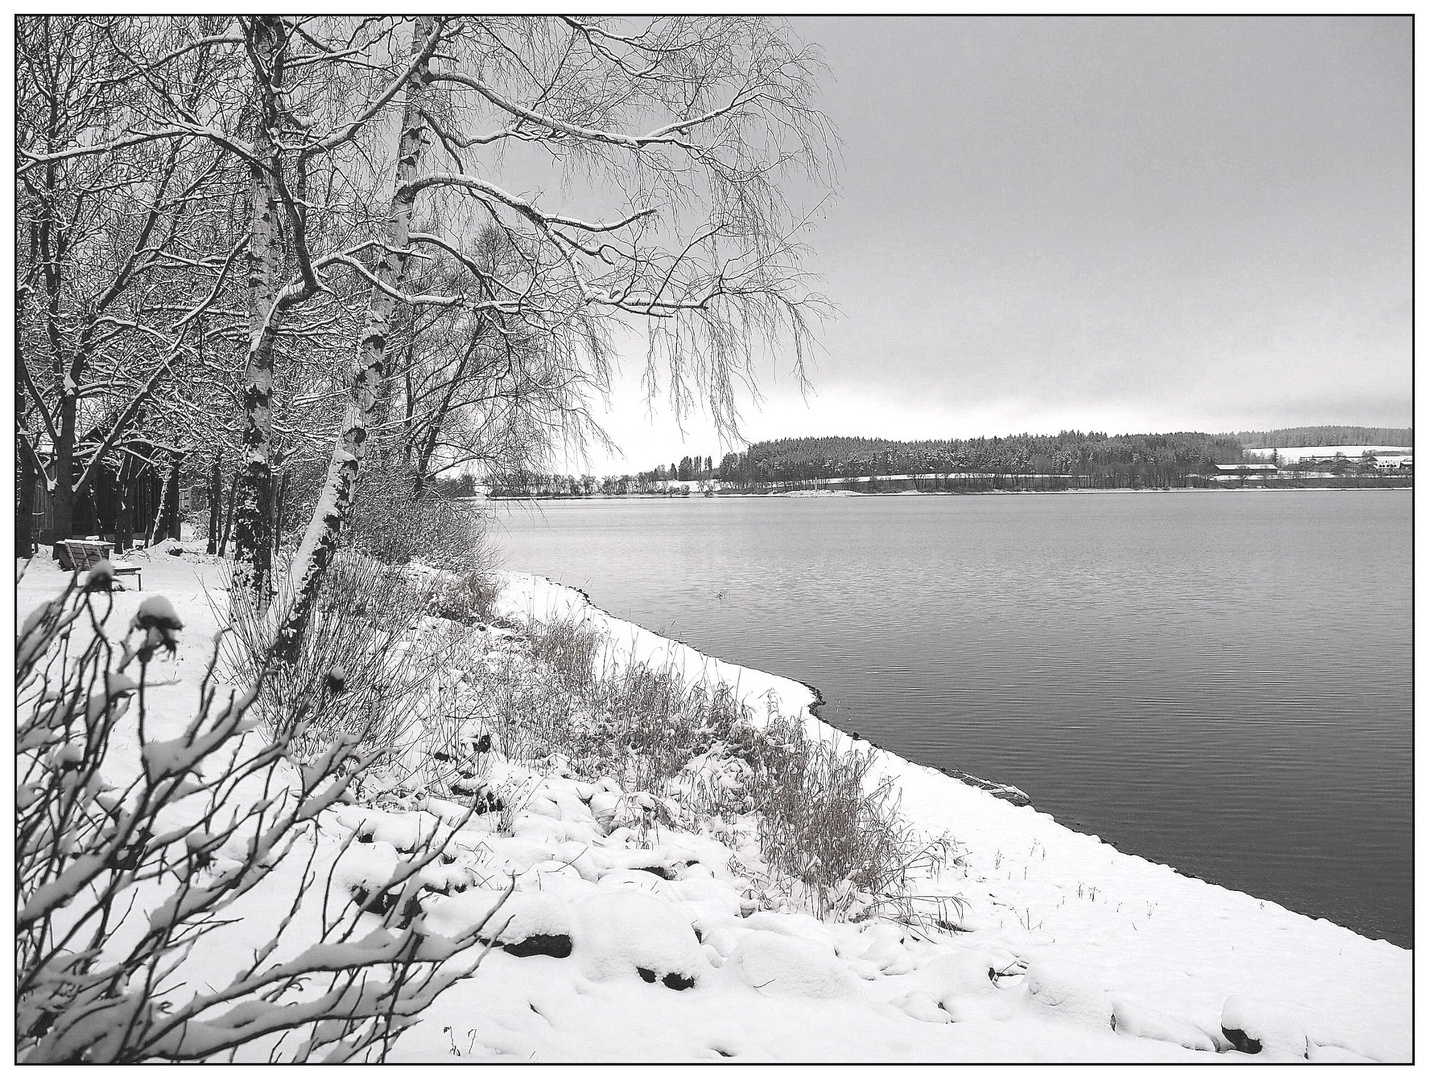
[15,579,503,1063]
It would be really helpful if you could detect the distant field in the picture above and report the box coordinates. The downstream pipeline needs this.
[1247,445,1412,461]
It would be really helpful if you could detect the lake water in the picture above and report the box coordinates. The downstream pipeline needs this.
[491,489,1413,947]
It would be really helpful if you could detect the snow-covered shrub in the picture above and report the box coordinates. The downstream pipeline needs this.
[222,552,460,772]
[429,569,501,627]
[469,647,748,795]
[450,617,953,923]
[525,615,604,692]
[277,459,490,571]
[742,714,942,922]
[15,575,502,1062]
[540,656,926,918]
[341,464,491,572]
[586,664,750,793]
[460,647,581,767]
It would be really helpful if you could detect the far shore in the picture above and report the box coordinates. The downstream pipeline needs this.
[478,482,1410,503]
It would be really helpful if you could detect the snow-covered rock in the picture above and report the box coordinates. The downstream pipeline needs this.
[723,930,862,999]
[1112,997,1219,1052]
[891,990,950,1023]
[573,891,709,987]
[422,888,509,942]
[1221,994,1309,1058]
[1022,960,1115,1032]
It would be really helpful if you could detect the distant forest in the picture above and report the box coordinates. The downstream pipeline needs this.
[715,431,1248,489]
[1228,425,1412,448]
[489,426,1415,496]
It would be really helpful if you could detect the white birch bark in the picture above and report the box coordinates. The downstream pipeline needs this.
[230,15,285,600]
[276,16,436,659]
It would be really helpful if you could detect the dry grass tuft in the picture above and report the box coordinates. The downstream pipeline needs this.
[447,613,958,922]
[742,713,959,922]
[525,616,604,691]
[221,552,462,777]
[430,569,502,627]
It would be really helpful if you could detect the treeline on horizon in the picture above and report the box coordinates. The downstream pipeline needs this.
[487,424,1415,496]
[715,431,1249,488]
[1225,425,1412,448]
[714,425,1414,487]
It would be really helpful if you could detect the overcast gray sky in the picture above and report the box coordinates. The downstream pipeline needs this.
[581,15,1411,474]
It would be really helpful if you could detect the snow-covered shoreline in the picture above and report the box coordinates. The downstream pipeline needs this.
[497,569,1413,1061]
[15,552,1412,1062]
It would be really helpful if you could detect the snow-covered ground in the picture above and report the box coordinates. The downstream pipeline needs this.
[15,549,1412,1062]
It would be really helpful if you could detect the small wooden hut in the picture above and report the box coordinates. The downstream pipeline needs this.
[22,439,168,552]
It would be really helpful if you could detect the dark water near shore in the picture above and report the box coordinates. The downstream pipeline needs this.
[492,489,1413,947]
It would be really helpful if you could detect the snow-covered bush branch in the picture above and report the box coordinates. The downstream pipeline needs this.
[16,573,501,1062]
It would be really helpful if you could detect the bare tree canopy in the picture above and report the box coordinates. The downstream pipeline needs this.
[16,17,251,546]
[16,14,835,647]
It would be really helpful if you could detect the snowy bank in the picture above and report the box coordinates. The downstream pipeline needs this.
[15,552,1411,1062]
[487,571,1413,1062]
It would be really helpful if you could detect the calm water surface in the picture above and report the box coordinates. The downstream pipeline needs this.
[492,490,1412,947]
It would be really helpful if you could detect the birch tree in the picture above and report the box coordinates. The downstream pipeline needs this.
[274,14,833,652]
[220,16,449,601]
[272,15,441,657]
[227,15,286,596]
[20,15,834,663]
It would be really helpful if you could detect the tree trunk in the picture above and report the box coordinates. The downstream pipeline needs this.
[38,144,80,544]
[115,454,134,554]
[230,14,286,600]
[148,451,183,547]
[218,469,240,558]
[51,381,78,540]
[164,453,183,540]
[16,437,37,557]
[207,455,223,555]
[276,15,436,661]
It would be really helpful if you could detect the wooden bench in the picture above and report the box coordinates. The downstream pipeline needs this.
[58,539,143,591]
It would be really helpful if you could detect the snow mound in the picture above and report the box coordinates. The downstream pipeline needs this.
[1022,960,1115,1032]
[574,891,708,987]
[335,806,444,852]
[849,921,916,975]
[891,990,950,1023]
[1112,997,1219,1052]
[723,929,862,999]
[330,840,400,895]
[486,891,574,956]
[422,888,509,941]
